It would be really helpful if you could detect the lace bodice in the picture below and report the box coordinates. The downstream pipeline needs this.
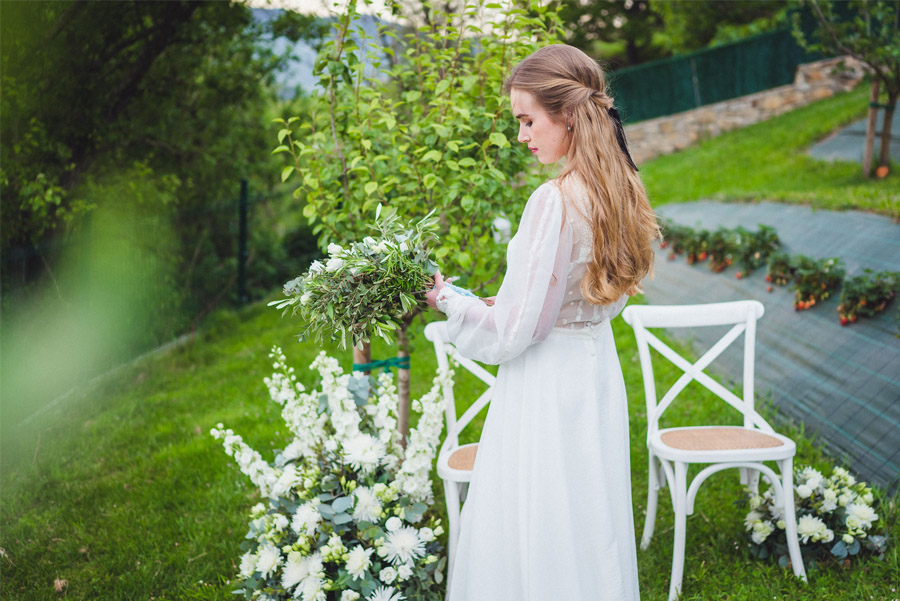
[436,178,627,364]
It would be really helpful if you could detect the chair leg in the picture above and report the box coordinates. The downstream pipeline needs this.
[443,479,462,592]
[641,454,661,550]
[668,462,688,601]
[780,458,808,582]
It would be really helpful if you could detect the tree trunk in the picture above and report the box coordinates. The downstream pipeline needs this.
[352,341,371,373]
[863,80,880,177]
[396,318,413,450]
[878,92,896,170]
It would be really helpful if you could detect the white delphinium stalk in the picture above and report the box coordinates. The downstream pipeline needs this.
[394,367,452,504]
[312,353,363,447]
[210,425,279,498]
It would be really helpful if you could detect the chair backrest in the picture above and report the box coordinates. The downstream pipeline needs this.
[621,300,773,441]
[424,321,496,455]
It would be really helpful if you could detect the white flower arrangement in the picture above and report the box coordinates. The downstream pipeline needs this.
[212,346,452,600]
[745,464,888,567]
[269,207,440,350]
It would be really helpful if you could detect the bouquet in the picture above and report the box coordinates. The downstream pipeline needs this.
[211,347,452,600]
[745,465,888,567]
[270,206,440,350]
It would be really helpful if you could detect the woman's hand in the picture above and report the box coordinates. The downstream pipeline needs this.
[481,296,496,306]
[425,271,445,311]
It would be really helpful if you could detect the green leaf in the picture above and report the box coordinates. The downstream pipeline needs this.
[277,128,290,143]
[489,132,509,148]
[302,203,316,219]
[365,181,378,196]
[422,150,442,162]
[423,173,438,189]
[435,79,450,96]
[405,90,421,103]
[458,157,477,167]
[281,166,294,182]
[271,145,290,154]
[332,496,353,513]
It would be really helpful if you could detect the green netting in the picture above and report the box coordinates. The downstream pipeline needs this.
[607,7,829,124]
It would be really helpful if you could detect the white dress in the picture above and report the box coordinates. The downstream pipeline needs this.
[436,178,640,601]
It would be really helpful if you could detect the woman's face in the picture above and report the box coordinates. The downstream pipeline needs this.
[509,88,570,165]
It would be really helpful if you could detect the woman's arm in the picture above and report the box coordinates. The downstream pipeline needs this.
[434,182,573,365]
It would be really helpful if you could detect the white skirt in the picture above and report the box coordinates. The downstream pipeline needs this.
[447,320,640,600]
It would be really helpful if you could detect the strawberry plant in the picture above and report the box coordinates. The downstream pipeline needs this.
[837,270,899,325]
[736,225,780,276]
[660,220,693,259]
[684,228,710,265]
[792,256,845,311]
[766,252,795,286]
[705,227,737,273]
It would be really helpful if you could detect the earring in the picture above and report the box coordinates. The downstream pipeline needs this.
[567,124,572,132]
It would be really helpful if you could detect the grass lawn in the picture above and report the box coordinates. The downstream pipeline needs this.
[641,84,900,218]
[3,85,899,600]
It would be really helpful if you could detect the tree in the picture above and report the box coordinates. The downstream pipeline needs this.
[793,0,900,175]
[276,0,565,443]
[656,0,789,53]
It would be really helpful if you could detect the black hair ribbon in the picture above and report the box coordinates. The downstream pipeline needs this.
[608,107,639,172]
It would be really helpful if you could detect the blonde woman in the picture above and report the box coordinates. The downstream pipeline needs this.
[426,44,658,600]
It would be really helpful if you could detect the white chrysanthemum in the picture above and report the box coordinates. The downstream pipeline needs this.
[367,585,405,601]
[255,544,282,579]
[744,510,764,531]
[397,563,413,581]
[846,503,878,530]
[239,551,257,577]
[292,501,321,537]
[751,520,774,544]
[300,575,326,601]
[282,551,307,590]
[383,526,426,565]
[380,566,398,584]
[797,514,829,544]
[342,432,386,475]
[353,486,383,523]
[346,545,374,581]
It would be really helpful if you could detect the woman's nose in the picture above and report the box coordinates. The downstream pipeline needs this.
[517,124,528,144]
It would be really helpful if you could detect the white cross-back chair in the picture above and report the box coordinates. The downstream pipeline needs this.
[621,300,807,600]
[423,321,495,591]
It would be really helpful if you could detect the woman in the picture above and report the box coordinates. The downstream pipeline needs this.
[426,44,659,600]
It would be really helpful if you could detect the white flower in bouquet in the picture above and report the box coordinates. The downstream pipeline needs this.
[328,243,345,256]
[342,432,387,475]
[256,544,284,579]
[292,501,322,537]
[282,551,308,590]
[352,486,383,524]
[846,503,878,530]
[367,585,405,601]
[341,591,361,601]
[397,564,413,581]
[419,527,435,542]
[239,551,257,578]
[326,257,345,272]
[820,487,838,513]
[379,566,398,585]
[385,517,402,532]
[309,260,325,274]
[751,520,775,544]
[797,515,832,544]
[346,545,374,581]
[382,526,426,566]
[744,510,764,531]
[796,483,813,499]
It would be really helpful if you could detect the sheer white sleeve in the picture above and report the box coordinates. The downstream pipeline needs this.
[435,181,573,365]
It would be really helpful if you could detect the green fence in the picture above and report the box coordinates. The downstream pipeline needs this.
[608,9,829,124]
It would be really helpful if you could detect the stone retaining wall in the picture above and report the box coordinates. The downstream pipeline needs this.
[624,56,867,165]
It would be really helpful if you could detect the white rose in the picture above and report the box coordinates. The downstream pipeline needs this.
[341,592,361,601]
[325,257,344,272]
[842,533,854,544]
[863,491,874,504]
[385,516,402,532]
[397,564,413,580]
[379,566,397,584]
[796,484,812,499]
[419,527,435,542]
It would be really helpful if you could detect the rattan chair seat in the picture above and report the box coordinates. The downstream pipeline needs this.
[660,427,784,451]
[448,444,479,471]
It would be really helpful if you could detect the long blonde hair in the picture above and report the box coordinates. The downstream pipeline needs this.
[505,44,659,304]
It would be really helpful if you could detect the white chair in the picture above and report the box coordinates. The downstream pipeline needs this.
[621,301,807,601]
[423,320,495,591]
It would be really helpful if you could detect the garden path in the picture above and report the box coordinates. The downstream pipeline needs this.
[642,201,900,494]
[808,102,899,164]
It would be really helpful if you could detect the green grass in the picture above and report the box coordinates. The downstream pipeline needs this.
[3,88,899,599]
[641,84,900,218]
[2,296,897,600]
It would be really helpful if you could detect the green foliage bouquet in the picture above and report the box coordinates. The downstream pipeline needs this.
[745,465,888,568]
[211,347,453,600]
[269,208,439,350]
